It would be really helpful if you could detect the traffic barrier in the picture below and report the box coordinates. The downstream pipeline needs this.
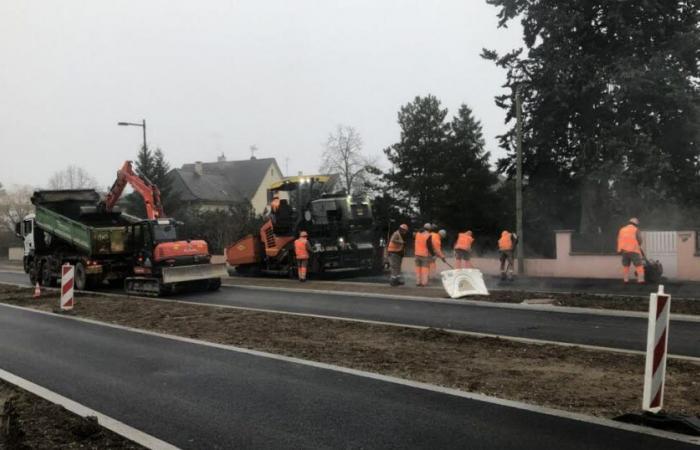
[642,285,670,413]
[60,264,75,311]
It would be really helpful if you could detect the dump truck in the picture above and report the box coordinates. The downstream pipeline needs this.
[226,175,384,277]
[18,189,137,290]
[17,161,226,295]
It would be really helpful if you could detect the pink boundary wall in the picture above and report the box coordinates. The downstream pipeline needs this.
[401,230,700,281]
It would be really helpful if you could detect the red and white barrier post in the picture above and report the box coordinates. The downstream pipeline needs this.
[642,285,671,413]
[60,264,75,311]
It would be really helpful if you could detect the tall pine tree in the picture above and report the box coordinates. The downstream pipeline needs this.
[126,145,173,217]
[383,96,504,236]
[384,95,450,223]
[484,0,700,235]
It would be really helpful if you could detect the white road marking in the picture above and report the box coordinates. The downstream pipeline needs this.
[0,367,179,450]
[0,302,697,446]
[1,280,699,362]
[2,270,699,322]
[221,282,700,323]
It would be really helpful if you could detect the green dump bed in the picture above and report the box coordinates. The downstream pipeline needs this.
[31,190,138,257]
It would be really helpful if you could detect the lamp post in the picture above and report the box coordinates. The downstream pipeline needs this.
[117,119,147,150]
[515,86,524,275]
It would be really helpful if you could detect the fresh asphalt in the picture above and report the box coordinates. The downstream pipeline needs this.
[0,304,696,449]
[2,270,700,358]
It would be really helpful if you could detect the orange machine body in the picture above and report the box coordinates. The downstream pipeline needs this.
[226,220,295,266]
[154,240,209,262]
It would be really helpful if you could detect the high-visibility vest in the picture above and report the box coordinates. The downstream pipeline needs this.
[430,232,444,258]
[294,237,310,260]
[414,231,431,257]
[617,224,641,254]
[387,230,404,253]
[454,233,474,251]
[498,232,513,251]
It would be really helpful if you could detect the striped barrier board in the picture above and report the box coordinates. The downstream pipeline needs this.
[642,285,670,413]
[60,264,75,311]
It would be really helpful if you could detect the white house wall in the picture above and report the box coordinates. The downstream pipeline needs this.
[250,162,283,215]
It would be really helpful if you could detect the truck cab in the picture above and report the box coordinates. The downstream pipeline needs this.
[15,214,36,275]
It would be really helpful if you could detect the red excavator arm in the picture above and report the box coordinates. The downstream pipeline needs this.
[103,161,165,219]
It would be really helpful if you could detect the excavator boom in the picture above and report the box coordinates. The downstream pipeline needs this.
[103,161,165,219]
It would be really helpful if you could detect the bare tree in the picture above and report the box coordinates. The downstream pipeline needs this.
[320,125,376,196]
[0,185,34,233]
[47,165,98,190]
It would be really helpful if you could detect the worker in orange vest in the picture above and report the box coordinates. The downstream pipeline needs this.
[498,230,517,281]
[617,217,644,284]
[270,191,281,214]
[414,224,433,287]
[428,228,447,280]
[454,230,474,269]
[387,224,409,286]
[294,230,312,282]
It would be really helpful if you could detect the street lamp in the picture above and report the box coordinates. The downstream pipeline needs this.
[117,119,147,150]
[515,86,524,275]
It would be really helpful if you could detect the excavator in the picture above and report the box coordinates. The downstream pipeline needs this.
[18,161,225,296]
[226,175,384,277]
[102,161,226,295]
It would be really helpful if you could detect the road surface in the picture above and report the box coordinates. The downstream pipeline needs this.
[1,270,699,358]
[0,303,695,449]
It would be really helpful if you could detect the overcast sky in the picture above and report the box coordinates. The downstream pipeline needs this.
[1,0,522,189]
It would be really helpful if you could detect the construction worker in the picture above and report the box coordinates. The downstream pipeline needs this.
[498,230,517,281]
[414,224,432,287]
[617,217,644,284]
[387,224,409,286]
[270,191,281,214]
[454,230,474,269]
[429,229,447,280]
[294,230,312,282]
[428,225,440,279]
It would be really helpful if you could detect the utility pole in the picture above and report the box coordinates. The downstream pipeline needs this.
[515,86,524,275]
[141,119,147,150]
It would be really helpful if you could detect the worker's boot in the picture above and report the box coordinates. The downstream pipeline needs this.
[390,277,399,287]
[500,271,506,281]
[636,267,645,284]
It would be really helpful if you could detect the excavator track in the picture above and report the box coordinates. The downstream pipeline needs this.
[125,277,163,297]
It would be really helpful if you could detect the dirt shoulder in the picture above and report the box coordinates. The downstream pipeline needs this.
[226,277,700,315]
[0,379,143,449]
[1,285,698,421]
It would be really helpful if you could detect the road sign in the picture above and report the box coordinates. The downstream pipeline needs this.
[60,264,74,311]
[642,285,671,413]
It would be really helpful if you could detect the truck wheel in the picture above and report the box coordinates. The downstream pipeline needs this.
[74,263,88,291]
[40,261,56,287]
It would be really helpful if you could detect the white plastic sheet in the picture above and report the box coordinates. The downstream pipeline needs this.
[441,269,490,298]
